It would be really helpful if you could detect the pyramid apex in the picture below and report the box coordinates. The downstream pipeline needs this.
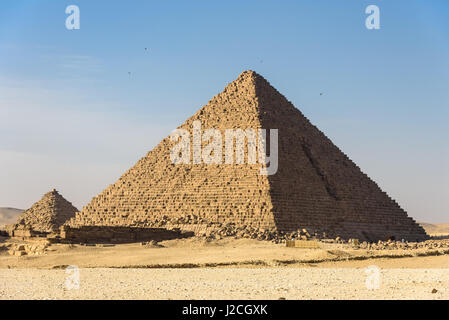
[239,69,257,76]
[224,70,268,93]
[237,70,261,80]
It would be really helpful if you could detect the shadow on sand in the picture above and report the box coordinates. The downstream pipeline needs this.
[60,226,195,244]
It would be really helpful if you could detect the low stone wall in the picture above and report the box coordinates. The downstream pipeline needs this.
[60,226,193,243]
[4,225,48,239]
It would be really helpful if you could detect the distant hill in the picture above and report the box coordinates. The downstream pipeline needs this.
[0,207,24,228]
[419,222,449,236]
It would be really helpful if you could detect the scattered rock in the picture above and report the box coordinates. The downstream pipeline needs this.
[141,240,164,248]
[8,250,26,257]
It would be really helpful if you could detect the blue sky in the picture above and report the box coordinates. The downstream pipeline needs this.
[0,0,448,222]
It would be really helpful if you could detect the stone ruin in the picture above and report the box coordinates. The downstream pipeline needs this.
[6,189,78,238]
[59,226,192,244]
[64,70,428,242]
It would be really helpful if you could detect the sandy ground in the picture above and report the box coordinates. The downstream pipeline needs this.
[2,237,448,269]
[1,237,449,299]
[1,266,448,300]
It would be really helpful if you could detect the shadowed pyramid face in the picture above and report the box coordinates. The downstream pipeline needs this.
[68,71,428,242]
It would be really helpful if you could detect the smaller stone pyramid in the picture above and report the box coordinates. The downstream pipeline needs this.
[15,189,78,233]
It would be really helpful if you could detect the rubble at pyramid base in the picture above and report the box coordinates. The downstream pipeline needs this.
[3,221,431,248]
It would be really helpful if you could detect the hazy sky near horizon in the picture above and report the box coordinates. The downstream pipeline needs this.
[0,1,448,223]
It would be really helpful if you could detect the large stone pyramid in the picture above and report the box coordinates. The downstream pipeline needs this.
[68,71,428,241]
[16,189,78,233]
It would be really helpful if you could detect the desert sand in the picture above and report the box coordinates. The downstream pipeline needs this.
[1,236,449,300]
[1,267,448,300]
